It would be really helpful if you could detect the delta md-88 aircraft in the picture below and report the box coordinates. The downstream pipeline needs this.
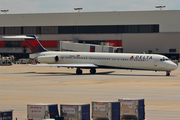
[3,35,178,76]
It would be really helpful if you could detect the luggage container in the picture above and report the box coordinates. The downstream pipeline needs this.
[60,103,90,120]
[53,116,64,120]
[92,101,120,120]
[118,99,145,120]
[0,109,13,120]
[42,119,55,120]
[27,104,59,120]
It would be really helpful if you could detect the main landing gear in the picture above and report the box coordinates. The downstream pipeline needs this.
[90,68,96,74]
[76,68,83,74]
[76,68,96,75]
[166,71,171,76]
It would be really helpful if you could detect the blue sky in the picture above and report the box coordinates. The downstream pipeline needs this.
[0,0,180,14]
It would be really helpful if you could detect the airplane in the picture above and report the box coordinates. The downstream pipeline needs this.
[3,35,178,76]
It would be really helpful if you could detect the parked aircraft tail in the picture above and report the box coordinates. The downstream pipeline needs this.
[3,35,47,53]
[25,35,47,53]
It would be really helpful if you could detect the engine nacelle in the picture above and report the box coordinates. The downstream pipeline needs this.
[37,55,59,63]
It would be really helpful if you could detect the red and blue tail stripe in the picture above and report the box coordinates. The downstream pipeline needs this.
[25,35,47,53]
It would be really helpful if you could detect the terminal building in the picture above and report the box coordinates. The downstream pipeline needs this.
[0,10,180,60]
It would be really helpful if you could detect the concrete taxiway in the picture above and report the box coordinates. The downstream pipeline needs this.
[0,65,180,120]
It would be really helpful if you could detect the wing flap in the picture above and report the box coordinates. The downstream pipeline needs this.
[30,64,98,68]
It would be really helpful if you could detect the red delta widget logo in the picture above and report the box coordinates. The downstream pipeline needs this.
[130,55,152,59]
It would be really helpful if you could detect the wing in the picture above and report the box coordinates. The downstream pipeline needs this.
[30,64,98,68]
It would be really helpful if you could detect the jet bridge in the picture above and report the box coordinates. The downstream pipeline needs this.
[59,41,123,53]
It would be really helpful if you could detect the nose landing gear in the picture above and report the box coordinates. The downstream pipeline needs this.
[166,71,170,76]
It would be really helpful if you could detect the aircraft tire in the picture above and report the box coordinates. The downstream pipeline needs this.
[90,68,96,74]
[166,71,170,76]
[76,68,82,74]
[80,70,82,74]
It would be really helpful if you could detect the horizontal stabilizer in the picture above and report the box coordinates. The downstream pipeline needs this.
[30,64,98,68]
[2,35,35,39]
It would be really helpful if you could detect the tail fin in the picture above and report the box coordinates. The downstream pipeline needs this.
[25,35,47,53]
[2,35,47,53]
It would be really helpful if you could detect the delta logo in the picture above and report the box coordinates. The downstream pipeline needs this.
[130,56,134,59]
[130,55,152,59]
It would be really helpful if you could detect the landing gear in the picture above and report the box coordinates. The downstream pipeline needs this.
[90,68,96,74]
[166,71,170,76]
[76,68,82,74]
[76,68,96,74]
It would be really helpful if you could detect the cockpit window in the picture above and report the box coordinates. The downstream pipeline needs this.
[160,57,170,61]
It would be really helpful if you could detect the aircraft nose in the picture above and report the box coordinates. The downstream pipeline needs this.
[169,62,178,70]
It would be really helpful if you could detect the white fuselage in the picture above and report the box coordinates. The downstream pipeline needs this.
[30,51,178,71]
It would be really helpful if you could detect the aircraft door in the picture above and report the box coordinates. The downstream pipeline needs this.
[154,60,158,67]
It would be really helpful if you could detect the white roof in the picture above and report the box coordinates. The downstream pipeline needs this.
[27,103,58,105]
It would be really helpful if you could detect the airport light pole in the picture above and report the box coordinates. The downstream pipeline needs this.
[74,8,83,12]
[1,10,9,14]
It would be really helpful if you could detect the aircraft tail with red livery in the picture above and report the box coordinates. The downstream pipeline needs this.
[25,35,47,53]
[3,35,47,53]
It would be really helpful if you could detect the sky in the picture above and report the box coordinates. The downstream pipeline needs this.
[0,0,180,14]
